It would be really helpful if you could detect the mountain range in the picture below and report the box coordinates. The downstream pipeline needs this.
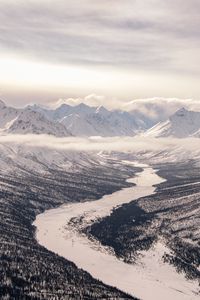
[0,99,200,138]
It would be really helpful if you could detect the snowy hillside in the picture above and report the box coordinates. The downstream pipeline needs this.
[0,99,21,129]
[145,108,200,138]
[31,103,143,136]
[7,108,71,136]
[0,101,71,136]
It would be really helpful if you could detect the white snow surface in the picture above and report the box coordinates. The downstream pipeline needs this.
[145,108,200,138]
[33,103,142,137]
[0,100,20,129]
[7,108,71,136]
[34,162,199,300]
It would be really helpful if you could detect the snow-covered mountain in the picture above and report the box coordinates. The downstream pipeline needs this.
[7,108,71,136]
[0,101,71,136]
[145,108,200,138]
[30,103,143,136]
[60,109,141,136]
[0,99,21,129]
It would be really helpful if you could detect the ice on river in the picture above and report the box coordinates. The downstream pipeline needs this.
[34,162,199,300]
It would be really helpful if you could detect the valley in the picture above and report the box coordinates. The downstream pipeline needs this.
[34,160,200,300]
[0,151,138,299]
[0,100,200,299]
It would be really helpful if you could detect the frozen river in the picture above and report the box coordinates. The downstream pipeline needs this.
[34,161,199,300]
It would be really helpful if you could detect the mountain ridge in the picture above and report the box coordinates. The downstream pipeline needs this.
[0,100,200,138]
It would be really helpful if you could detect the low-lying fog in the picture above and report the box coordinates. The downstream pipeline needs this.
[0,134,199,153]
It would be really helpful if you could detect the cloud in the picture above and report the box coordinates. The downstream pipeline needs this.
[48,96,200,123]
[1,0,200,104]
[0,134,199,172]
[50,94,121,110]
[0,134,199,154]
[0,0,200,71]
[124,98,200,122]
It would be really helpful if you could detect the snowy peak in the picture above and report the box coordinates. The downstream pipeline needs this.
[146,108,200,138]
[75,103,92,111]
[5,108,71,136]
[95,105,109,115]
[170,107,191,121]
[173,107,187,117]
[0,101,20,129]
[53,104,74,119]
[31,103,141,136]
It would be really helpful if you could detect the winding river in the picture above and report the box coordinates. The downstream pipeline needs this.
[34,162,199,300]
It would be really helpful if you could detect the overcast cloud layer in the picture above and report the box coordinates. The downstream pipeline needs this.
[0,1,200,106]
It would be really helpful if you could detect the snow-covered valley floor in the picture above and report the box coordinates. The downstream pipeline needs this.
[34,162,199,300]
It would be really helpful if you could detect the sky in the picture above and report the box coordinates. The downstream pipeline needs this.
[0,0,200,107]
